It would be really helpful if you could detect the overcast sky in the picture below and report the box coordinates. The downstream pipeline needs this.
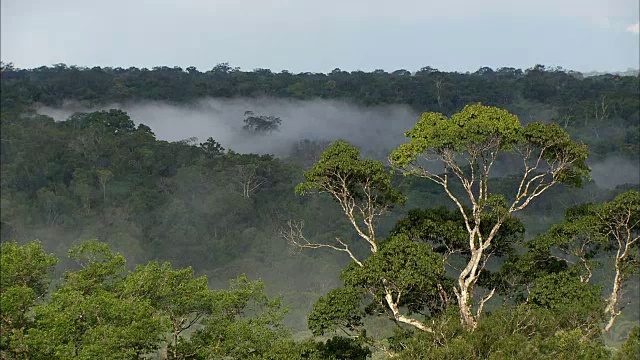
[2,0,638,73]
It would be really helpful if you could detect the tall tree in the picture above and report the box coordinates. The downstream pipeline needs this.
[526,191,639,331]
[284,141,445,334]
[198,137,225,159]
[390,104,590,328]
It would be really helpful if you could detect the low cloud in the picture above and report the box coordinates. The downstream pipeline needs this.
[589,157,640,189]
[38,98,421,159]
[626,23,640,33]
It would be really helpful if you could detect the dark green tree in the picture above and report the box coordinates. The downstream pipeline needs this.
[198,137,225,159]
[173,275,289,359]
[242,110,282,134]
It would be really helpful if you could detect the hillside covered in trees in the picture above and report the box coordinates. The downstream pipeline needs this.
[1,63,639,359]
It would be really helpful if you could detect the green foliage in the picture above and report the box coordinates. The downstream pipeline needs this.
[297,140,405,207]
[521,122,590,187]
[0,240,57,358]
[306,234,450,350]
[308,287,364,336]
[262,337,371,360]
[389,103,591,329]
[389,104,519,167]
[529,271,605,330]
[3,65,636,136]
[390,206,524,257]
[343,234,448,315]
[396,305,611,360]
[513,191,639,331]
[124,261,212,316]
[64,240,126,293]
[315,336,371,360]
[174,274,288,359]
[389,103,589,188]
[27,240,165,359]
[0,240,305,359]
[0,240,57,296]
[199,136,225,158]
[122,261,215,357]
[28,287,165,359]
[0,106,317,270]
[1,63,638,357]
[494,241,569,302]
[390,207,467,249]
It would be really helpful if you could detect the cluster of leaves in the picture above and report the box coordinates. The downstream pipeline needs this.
[390,104,590,189]
[502,191,639,332]
[395,305,612,360]
[1,240,373,359]
[0,240,57,357]
[390,206,525,258]
[296,140,406,209]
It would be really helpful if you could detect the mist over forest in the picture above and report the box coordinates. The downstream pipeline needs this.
[1,63,639,359]
[38,98,420,158]
[38,96,640,190]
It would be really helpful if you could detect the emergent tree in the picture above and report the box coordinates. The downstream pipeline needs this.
[389,104,590,329]
[283,141,445,334]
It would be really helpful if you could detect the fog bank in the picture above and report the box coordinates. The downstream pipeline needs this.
[39,98,420,159]
[589,156,640,189]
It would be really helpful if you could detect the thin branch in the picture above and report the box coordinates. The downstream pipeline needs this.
[280,220,363,267]
[476,288,496,320]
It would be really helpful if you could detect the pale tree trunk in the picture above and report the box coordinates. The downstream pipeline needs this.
[604,247,625,332]
[235,164,265,199]
[603,269,621,332]
[453,232,497,329]
[602,206,639,333]
[455,237,481,329]
[456,286,477,329]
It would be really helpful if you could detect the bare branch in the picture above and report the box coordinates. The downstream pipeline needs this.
[280,220,363,267]
[476,288,496,319]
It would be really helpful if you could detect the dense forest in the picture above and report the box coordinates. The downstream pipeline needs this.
[1,63,639,359]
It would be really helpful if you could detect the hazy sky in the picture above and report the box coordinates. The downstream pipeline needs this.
[2,0,638,73]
